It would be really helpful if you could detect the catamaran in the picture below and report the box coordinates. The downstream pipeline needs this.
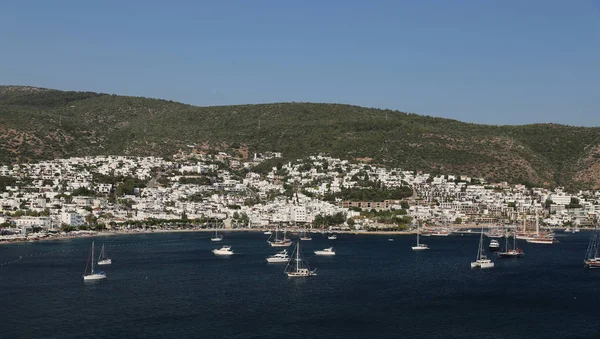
[471,228,494,269]
[83,241,107,281]
[497,231,524,259]
[285,241,317,277]
[412,223,429,251]
[97,243,112,265]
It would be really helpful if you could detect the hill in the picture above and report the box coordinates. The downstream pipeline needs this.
[1,85,600,189]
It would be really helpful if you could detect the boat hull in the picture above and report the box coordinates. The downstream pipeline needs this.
[83,273,106,281]
[266,258,289,263]
[314,251,335,256]
[497,252,524,259]
[269,242,292,247]
[471,260,495,269]
[98,259,112,265]
[411,245,429,251]
[211,238,223,242]
[213,251,233,256]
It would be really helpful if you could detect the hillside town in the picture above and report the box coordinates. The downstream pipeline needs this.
[1,150,599,242]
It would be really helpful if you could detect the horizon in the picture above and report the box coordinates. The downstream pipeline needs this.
[1,1,599,126]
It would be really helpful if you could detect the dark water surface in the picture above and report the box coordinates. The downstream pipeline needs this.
[1,231,599,338]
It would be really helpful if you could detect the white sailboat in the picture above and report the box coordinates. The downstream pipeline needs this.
[299,228,312,241]
[471,228,494,269]
[97,244,112,265]
[83,241,107,281]
[285,241,317,277]
[211,229,223,242]
[412,223,429,251]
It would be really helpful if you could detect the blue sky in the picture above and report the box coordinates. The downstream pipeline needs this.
[1,0,599,126]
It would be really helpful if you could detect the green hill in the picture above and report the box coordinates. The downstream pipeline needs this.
[1,85,600,188]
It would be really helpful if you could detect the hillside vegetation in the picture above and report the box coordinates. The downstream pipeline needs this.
[1,86,600,188]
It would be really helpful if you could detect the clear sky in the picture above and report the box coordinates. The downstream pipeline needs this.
[1,0,599,126]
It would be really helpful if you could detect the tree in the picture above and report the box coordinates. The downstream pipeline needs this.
[455,217,463,224]
[346,218,355,230]
[85,213,96,226]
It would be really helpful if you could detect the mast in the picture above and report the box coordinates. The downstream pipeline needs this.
[91,241,95,274]
[296,241,300,271]
[477,227,484,259]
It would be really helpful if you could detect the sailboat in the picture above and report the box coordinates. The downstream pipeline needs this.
[497,231,524,259]
[211,228,223,242]
[83,241,107,281]
[97,244,112,265]
[268,227,292,247]
[526,211,555,244]
[471,228,494,269]
[584,223,600,268]
[411,223,429,251]
[285,241,317,277]
[299,228,312,241]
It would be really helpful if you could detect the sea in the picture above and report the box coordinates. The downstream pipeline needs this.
[1,231,599,339]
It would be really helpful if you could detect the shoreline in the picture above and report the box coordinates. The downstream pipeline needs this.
[0,224,579,245]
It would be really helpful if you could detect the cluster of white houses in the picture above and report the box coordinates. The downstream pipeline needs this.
[1,154,600,236]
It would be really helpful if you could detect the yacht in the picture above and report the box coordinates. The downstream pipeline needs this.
[266,249,290,263]
[314,247,336,256]
[526,235,554,244]
[285,241,317,277]
[263,230,272,235]
[327,234,337,240]
[488,239,500,252]
[497,232,524,259]
[268,228,292,247]
[431,230,451,236]
[212,245,234,256]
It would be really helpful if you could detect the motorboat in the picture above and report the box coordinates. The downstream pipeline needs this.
[212,245,234,256]
[314,247,336,256]
[266,249,290,263]
[488,239,500,252]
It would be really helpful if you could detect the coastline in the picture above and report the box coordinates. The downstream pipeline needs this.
[0,223,576,245]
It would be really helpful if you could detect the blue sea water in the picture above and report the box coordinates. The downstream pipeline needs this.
[1,231,599,339]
